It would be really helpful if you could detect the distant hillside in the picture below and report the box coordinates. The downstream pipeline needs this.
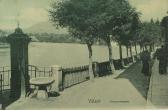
[24,21,68,34]
[0,29,7,36]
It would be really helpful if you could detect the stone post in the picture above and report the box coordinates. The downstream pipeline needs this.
[7,27,31,99]
[51,65,63,92]
[92,62,99,77]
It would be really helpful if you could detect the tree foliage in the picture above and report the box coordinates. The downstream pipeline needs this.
[138,19,161,47]
[49,0,104,44]
[0,30,7,43]
[49,0,109,79]
[49,0,139,74]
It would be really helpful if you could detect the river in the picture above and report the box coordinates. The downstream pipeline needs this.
[0,42,139,68]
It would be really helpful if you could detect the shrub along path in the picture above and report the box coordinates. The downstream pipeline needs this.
[7,61,150,110]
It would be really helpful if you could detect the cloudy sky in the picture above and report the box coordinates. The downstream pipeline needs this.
[0,0,168,30]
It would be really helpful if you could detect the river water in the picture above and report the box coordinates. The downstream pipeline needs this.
[0,42,139,68]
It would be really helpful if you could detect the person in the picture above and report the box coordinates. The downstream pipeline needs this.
[155,45,167,74]
[140,50,151,76]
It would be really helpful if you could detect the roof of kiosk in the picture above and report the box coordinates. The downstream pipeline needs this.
[14,27,23,34]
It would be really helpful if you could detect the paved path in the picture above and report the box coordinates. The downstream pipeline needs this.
[7,62,149,110]
[147,60,168,108]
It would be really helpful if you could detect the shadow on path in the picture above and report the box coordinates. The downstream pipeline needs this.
[0,90,17,109]
[114,62,149,99]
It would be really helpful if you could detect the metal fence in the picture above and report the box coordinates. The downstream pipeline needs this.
[28,65,53,78]
[0,56,138,93]
[97,61,112,76]
[97,56,139,77]
[60,55,138,89]
[0,74,2,96]
[62,65,89,89]
[0,66,11,96]
[0,65,53,94]
[113,59,123,70]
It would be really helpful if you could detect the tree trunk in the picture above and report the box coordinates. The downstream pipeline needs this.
[140,45,142,53]
[126,45,129,64]
[140,45,143,53]
[106,38,115,74]
[87,44,94,81]
[149,44,152,52]
[129,46,134,62]
[126,46,129,58]
[119,43,124,68]
[152,43,155,51]
[119,43,122,60]
[143,46,145,52]
[135,43,138,56]
[145,45,147,50]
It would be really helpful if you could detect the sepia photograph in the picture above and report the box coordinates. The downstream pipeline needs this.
[0,0,168,110]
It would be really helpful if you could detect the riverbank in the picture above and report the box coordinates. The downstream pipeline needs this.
[0,43,9,48]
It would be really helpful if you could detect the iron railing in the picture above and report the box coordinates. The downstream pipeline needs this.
[0,56,138,93]
[28,65,53,78]
[0,66,11,91]
[0,74,2,96]
[97,61,111,76]
[0,65,53,94]
[62,65,89,89]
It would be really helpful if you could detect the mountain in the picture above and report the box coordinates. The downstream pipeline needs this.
[24,21,68,34]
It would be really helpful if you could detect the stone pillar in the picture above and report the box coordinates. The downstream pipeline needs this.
[51,65,63,92]
[92,62,99,77]
[7,27,31,99]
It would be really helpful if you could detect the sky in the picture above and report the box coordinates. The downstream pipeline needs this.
[0,0,168,30]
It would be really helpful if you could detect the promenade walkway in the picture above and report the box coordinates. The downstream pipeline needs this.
[147,60,168,108]
[7,62,149,110]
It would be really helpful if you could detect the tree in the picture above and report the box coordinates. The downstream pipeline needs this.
[49,0,105,80]
[69,28,96,80]
[138,19,161,52]
[131,13,141,55]
[113,24,131,67]
[95,0,135,71]
[128,13,141,62]
[49,0,136,76]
